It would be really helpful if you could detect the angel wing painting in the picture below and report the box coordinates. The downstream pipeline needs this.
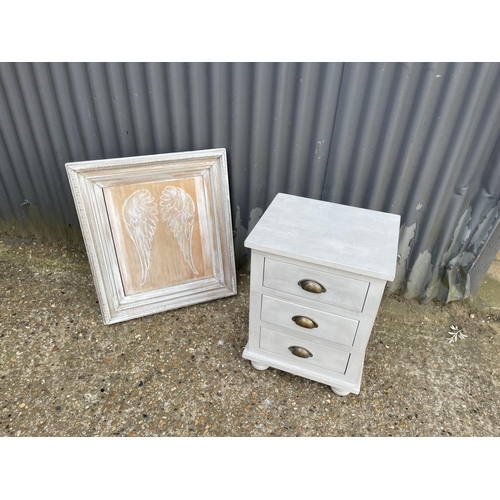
[160,186,199,275]
[122,189,158,286]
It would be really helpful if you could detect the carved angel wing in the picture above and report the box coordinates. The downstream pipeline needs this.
[160,186,199,274]
[122,189,158,286]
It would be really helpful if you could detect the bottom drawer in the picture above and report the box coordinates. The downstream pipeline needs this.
[259,327,350,375]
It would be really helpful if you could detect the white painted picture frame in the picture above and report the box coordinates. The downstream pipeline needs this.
[66,148,237,325]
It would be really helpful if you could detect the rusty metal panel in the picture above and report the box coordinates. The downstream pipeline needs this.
[1,62,500,301]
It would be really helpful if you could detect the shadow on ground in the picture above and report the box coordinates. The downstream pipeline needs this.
[1,238,499,436]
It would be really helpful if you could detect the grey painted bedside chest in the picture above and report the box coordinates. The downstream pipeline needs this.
[242,193,400,395]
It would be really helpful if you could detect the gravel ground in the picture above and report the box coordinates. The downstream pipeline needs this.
[1,237,499,437]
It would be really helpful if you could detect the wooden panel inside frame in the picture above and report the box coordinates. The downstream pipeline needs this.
[104,174,215,296]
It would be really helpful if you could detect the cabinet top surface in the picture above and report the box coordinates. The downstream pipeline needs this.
[244,193,401,281]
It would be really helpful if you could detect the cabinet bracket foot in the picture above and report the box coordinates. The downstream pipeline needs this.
[331,386,350,396]
[251,361,270,371]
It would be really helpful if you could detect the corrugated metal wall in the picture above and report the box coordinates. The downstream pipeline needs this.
[1,62,500,302]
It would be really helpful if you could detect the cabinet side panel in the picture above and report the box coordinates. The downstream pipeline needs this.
[246,251,265,351]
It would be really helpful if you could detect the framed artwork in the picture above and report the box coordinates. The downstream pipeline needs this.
[66,148,237,325]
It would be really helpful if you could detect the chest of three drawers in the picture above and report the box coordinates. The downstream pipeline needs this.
[242,193,400,396]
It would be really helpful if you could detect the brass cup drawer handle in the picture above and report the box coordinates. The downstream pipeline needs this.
[292,315,318,329]
[298,279,326,294]
[289,346,313,359]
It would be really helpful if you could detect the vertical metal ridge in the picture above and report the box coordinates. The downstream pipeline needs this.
[323,62,371,205]
[122,62,142,156]
[105,62,135,158]
[165,62,191,152]
[49,63,87,161]
[66,63,100,159]
[144,62,172,153]
[384,62,434,215]
[286,62,322,197]
[342,62,379,207]
[5,63,54,221]
[30,62,73,224]
[266,62,299,206]
[397,62,453,229]
[0,72,24,217]
[406,63,475,259]
[188,62,210,150]
[230,62,253,223]
[86,62,119,159]
[210,62,230,150]
[30,61,70,223]
[417,63,497,262]
[363,63,416,211]
[83,62,106,158]
[248,62,275,213]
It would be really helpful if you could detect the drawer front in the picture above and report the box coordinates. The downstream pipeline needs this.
[259,327,350,374]
[260,295,359,347]
[263,258,369,312]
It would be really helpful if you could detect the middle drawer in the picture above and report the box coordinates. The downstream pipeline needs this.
[260,295,359,347]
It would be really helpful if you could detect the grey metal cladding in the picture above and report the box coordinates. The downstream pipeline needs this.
[0,62,499,302]
[322,62,500,302]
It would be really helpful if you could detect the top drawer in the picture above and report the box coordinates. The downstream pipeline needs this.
[263,258,369,313]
